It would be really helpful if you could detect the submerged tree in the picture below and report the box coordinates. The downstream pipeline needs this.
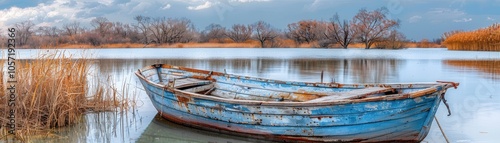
[352,8,399,49]
[375,30,406,49]
[325,13,354,49]
[287,20,323,44]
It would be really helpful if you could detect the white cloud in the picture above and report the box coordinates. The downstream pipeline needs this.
[98,0,114,6]
[428,8,465,16]
[230,0,270,2]
[0,1,84,28]
[426,8,467,23]
[129,1,153,12]
[409,15,422,23]
[454,18,472,22]
[183,0,270,11]
[487,16,495,21]
[162,4,171,10]
[187,1,213,10]
[0,0,273,30]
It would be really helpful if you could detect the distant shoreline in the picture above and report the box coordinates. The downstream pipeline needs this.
[18,42,447,49]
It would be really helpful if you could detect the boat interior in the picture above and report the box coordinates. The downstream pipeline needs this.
[138,65,450,102]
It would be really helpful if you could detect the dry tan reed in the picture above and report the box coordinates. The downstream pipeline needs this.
[0,52,133,141]
[444,23,500,51]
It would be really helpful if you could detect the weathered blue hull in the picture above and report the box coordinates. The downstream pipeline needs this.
[136,64,458,142]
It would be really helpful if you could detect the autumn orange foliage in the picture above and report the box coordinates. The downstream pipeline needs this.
[443,23,500,51]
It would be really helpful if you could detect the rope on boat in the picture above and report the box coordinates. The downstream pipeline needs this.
[440,93,452,116]
[434,117,450,143]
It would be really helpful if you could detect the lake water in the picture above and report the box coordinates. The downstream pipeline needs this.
[8,48,500,143]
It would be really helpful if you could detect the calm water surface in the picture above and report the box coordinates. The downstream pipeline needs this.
[13,48,499,143]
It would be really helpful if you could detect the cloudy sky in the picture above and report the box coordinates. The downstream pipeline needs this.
[1,0,499,40]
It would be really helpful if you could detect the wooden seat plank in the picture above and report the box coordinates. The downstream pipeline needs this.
[306,87,392,102]
[174,78,211,89]
[182,83,215,93]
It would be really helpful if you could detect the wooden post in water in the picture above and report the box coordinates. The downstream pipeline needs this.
[320,70,324,83]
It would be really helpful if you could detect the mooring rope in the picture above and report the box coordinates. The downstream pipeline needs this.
[440,92,452,116]
[434,117,450,143]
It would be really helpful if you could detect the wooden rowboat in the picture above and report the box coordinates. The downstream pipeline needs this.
[135,64,459,142]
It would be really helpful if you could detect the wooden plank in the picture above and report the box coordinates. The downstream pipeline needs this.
[182,83,215,93]
[210,89,289,101]
[174,78,211,89]
[216,81,335,97]
[307,87,392,102]
[214,83,318,102]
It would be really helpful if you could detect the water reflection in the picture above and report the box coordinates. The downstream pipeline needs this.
[29,56,499,143]
[136,114,260,143]
[95,58,402,84]
[53,58,403,142]
[444,60,500,80]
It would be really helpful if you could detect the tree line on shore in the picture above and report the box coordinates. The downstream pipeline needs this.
[3,7,413,49]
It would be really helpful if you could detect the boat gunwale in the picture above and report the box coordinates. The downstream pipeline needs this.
[136,64,458,106]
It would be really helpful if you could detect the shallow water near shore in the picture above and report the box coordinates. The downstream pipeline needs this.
[5,48,499,142]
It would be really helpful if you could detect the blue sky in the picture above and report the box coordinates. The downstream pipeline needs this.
[1,0,499,40]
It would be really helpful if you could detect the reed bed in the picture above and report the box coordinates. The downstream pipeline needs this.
[0,53,133,141]
[443,23,500,51]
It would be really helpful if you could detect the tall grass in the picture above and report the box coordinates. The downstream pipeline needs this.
[443,23,500,51]
[0,53,132,141]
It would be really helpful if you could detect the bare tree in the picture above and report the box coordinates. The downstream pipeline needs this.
[315,21,332,48]
[352,8,399,49]
[15,20,35,46]
[180,25,199,43]
[113,22,125,37]
[286,20,322,44]
[251,21,278,48]
[166,18,194,44]
[85,32,102,46]
[123,23,141,43]
[91,17,113,37]
[201,23,226,43]
[148,17,165,44]
[225,24,253,43]
[37,26,60,37]
[325,13,354,49]
[62,21,81,37]
[148,17,194,44]
[108,22,135,43]
[36,26,61,47]
[375,30,406,49]
[134,15,151,44]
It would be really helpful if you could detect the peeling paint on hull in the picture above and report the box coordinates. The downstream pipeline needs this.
[136,64,459,142]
